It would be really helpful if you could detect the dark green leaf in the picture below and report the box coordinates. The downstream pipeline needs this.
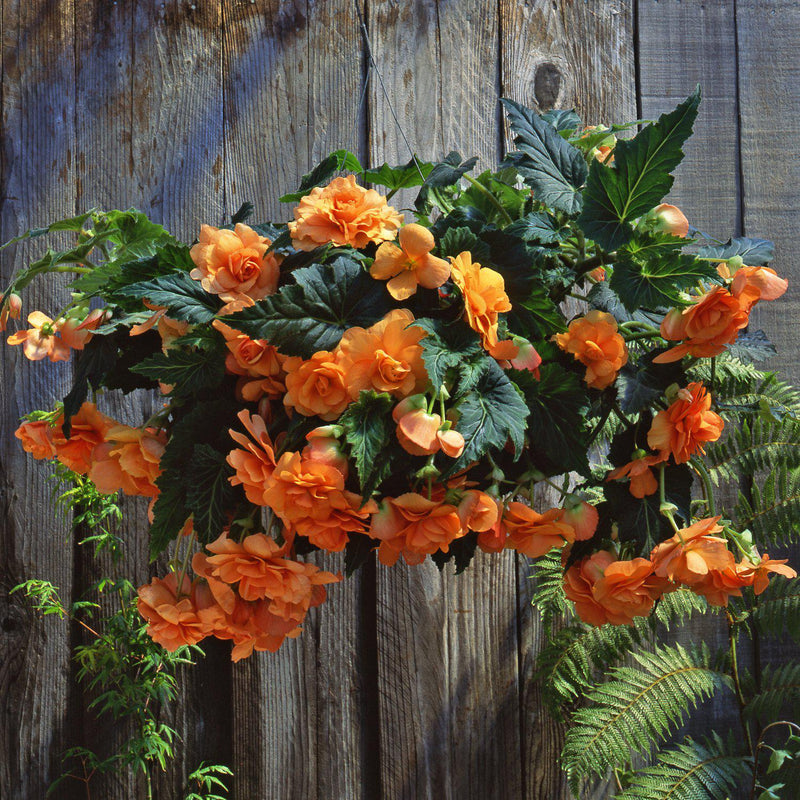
[131,349,225,396]
[442,360,529,477]
[344,533,376,577]
[148,481,190,560]
[438,226,491,261]
[516,290,566,340]
[412,317,487,395]
[578,88,701,250]
[431,531,479,573]
[362,157,433,191]
[62,335,119,436]
[541,108,582,133]
[697,236,774,266]
[505,212,567,244]
[727,329,777,363]
[231,202,254,224]
[115,272,222,323]
[279,150,364,203]
[185,445,238,542]
[501,98,588,214]
[415,152,478,210]
[220,256,389,357]
[339,391,395,498]
[617,352,686,415]
[586,279,664,326]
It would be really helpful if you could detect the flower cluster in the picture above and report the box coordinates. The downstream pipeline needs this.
[3,92,795,658]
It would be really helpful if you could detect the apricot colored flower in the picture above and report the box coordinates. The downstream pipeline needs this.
[89,425,166,497]
[395,408,465,458]
[502,502,575,558]
[289,175,403,251]
[692,557,752,606]
[130,301,190,352]
[213,320,286,402]
[302,426,349,477]
[0,292,21,331]
[8,311,70,362]
[449,251,513,355]
[201,532,340,618]
[651,203,689,238]
[649,516,731,587]
[592,558,671,625]
[560,497,599,541]
[227,410,277,505]
[563,550,617,626]
[554,310,628,390]
[338,309,427,399]
[370,223,450,300]
[189,223,280,303]
[137,573,211,651]
[730,265,788,311]
[607,452,666,498]
[647,382,724,464]
[283,350,350,421]
[458,490,501,533]
[15,418,65,460]
[263,451,373,552]
[55,402,114,475]
[736,554,797,596]
[654,287,750,363]
[369,493,465,566]
[58,308,105,351]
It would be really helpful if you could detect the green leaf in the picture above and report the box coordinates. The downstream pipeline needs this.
[541,108,582,133]
[726,329,776,363]
[430,531,479,573]
[505,212,568,244]
[344,533,376,577]
[131,349,225,397]
[115,272,222,324]
[62,335,119,435]
[415,151,478,210]
[697,236,774,266]
[412,317,486,395]
[339,391,394,498]
[501,97,588,214]
[578,88,701,250]
[279,150,364,203]
[149,481,191,559]
[437,226,491,261]
[586,279,664,326]
[98,209,174,261]
[442,360,529,477]
[516,290,566,340]
[220,256,389,357]
[362,157,433,191]
[610,246,718,312]
[185,445,237,543]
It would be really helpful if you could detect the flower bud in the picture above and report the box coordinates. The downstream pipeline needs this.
[391,393,427,424]
[649,204,689,238]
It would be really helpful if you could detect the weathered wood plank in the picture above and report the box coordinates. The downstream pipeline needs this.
[0,1,77,797]
[367,3,522,799]
[223,2,370,798]
[499,2,636,797]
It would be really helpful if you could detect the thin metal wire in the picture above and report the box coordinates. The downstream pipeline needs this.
[352,0,426,181]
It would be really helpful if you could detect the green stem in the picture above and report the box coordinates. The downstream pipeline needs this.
[727,611,755,758]
[658,464,683,536]
[751,721,800,798]
[689,458,716,516]
[611,401,634,429]
[52,265,93,274]
[464,175,514,225]
[623,330,665,342]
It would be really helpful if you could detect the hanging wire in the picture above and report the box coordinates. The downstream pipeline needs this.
[352,0,427,182]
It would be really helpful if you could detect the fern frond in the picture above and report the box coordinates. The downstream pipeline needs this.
[735,464,800,546]
[617,732,751,800]
[742,662,800,721]
[562,643,732,792]
[750,576,800,642]
[653,589,710,629]
[528,551,568,634]
[706,417,800,483]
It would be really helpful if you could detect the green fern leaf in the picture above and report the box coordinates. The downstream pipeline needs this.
[562,643,732,792]
[617,733,751,800]
[529,550,569,634]
[742,662,800,722]
[750,577,800,642]
[735,465,800,547]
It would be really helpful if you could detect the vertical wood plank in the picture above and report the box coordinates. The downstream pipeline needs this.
[223,2,369,798]
[636,0,744,743]
[499,2,636,797]
[0,1,77,797]
[367,3,522,799]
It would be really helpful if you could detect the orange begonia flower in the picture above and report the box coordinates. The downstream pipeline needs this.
[338,309,427,399]
[0,292,22,331]
[592,558,672,625]
[89,425,167,497]
[736,554,797,596]
[130,301,190,352]
[502,502,575,558]
[554,310,628,390]
[137,573,213,651]
[560,497,599,542]
[8,311,70,362]
[369,493,465,566]
[189,223,280,304]
[289,175,403,251]
[458,490,501,533]
[283,350,350,421]
[227,410,277,506]
[449,251,513,356]
[55,402,115,475]
[652,204,689,238]
[563,550,617,626]
[649,516,731,587]
[730,265,788,311]
[370,223,450,300]
[302,426,349,477]
[607,453,666,498]
[15,418,65,460]
[647,382,724,464]
[654,287,750,363]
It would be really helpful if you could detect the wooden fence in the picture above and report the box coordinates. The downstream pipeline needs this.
[1,1,797,798]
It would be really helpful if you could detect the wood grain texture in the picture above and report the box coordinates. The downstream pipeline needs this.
[367,3,522,799]
[0,2,77,798]
[499,2,636,796]
[223,2,371,798]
